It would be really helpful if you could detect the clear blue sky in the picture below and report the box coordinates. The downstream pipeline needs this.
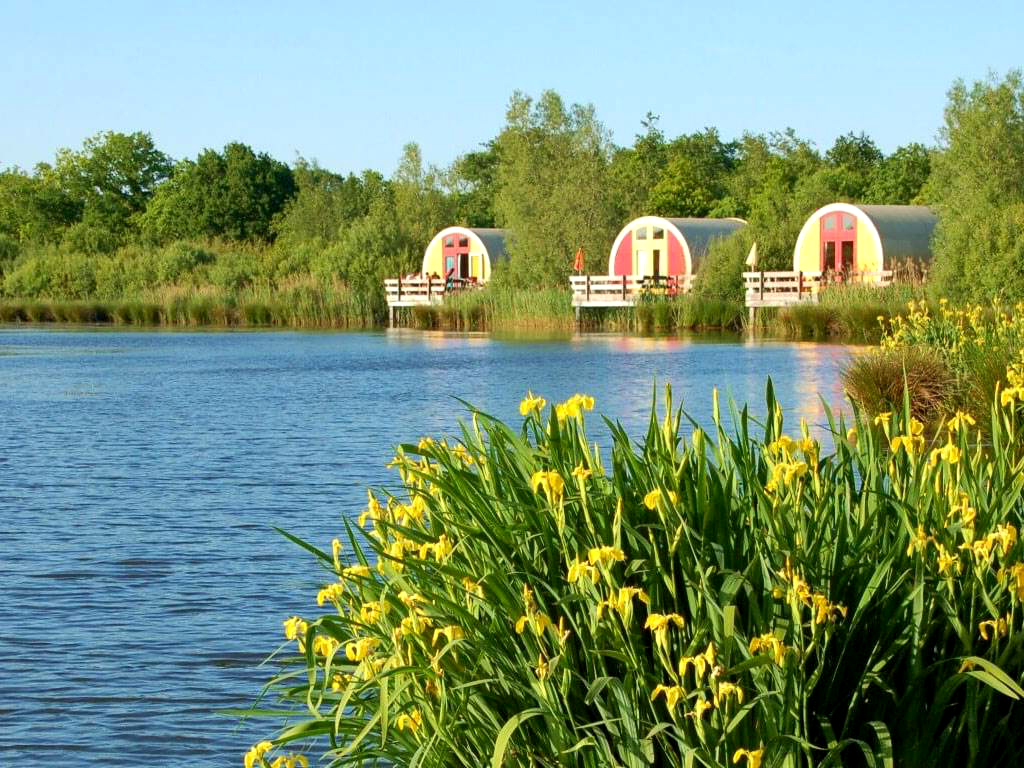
[2,1,1020,175]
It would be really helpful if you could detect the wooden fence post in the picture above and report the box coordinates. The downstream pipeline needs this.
[759,271,764,301]
[798,270,804,297]
[397,276,402,302]
[586,274,591,303]
[622,275,627,302]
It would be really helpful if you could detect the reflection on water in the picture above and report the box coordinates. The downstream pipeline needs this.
[0,328,856,767]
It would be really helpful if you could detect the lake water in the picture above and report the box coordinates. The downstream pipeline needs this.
[0,328,855,767]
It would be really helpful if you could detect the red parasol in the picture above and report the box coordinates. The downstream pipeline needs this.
[573,246,585,273]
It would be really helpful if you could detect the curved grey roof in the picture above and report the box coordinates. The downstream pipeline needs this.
[855,205,936,265]
[665,218,746,272]
[468,228,508,262]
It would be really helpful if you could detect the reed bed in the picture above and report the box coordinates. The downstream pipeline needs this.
[245,378,1024,767]
[635,296,745,333]
[0,277,370,329]
[761,282,928,341]
[407,287,575,332]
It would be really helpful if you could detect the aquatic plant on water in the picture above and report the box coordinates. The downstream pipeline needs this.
[245,381,1024,767]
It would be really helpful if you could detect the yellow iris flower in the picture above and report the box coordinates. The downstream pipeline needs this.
[749,632,788,665]
[979,616,1010,641]
[519,391,547,417]
[244,741,274,768]
[567,557,600,584]
[571,463,593,481]
[714,681,744,707]
[531,470,565,504]
[733,748,764,768]
[269,755,309,768]
[345,637,378,662]
[651,684,685,711]
[316,582,345,606]
[554,393,596,422]
[678,642,716,682]
[587,545,626,567]
[396,708,422,734]
[643,488,678,510]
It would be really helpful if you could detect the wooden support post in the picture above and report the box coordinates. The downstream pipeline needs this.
[622,275,627,302]
[759,271,764,301]
[749,306,756,327]
[427,276,432,302]
[575,306,581,325]
[798,270,804,299]
[397,275,402,302]
[585,274,591,303]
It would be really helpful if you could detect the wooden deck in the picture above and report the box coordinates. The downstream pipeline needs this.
[384,276,484,325]
[384,276,446,308]
[570,274,694,308]
[742,270,892,308]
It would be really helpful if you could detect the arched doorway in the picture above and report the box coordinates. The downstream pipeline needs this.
[442,232,471,279]
[820,211,856,273]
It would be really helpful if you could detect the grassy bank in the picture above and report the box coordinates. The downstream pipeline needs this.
[1,257,937,340]
[247,380,1024,767]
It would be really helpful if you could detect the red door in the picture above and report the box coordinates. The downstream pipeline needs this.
[819,212,856,274]
[442,232,471,279]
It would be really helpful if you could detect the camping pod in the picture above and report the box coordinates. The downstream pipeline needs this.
[421,227,507,282]
[608,216,746,278]
[793,204,936,276]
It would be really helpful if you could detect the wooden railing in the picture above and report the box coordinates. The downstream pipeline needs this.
[570,274,694,307]
[384,276,482,307]
[742,270,892,307]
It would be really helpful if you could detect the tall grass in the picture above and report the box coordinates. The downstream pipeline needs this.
[405,287,575,332]
[762,281,929,341]
[245,381,1024,767]
[396,287,745,334]
[0,277,368,329]
[635,296,745,333]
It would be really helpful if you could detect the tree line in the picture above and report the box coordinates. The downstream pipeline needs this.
[1,71,1022,318]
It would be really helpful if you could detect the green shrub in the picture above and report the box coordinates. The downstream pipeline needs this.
[692,229,754,304]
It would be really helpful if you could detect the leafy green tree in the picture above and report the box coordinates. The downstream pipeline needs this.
[865,143,932,204]
[927,71,1024,301]
[449,142,499,227]
[494,90,619,286]
[607,113,668,219]
[726,130,821,217]
[0,168,78,245]
[391,142,455,252]
[646,128,736,217]
[715,131,824,271]
[140,142,294,243]
[273,159,386,249]
[824,131,882,198]
[44,131,170,249]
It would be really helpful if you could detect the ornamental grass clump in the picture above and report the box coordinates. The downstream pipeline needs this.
[247,380,1024,767]
[844,299,1024,425]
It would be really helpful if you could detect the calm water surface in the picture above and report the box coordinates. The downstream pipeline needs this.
[0,328,854,767]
